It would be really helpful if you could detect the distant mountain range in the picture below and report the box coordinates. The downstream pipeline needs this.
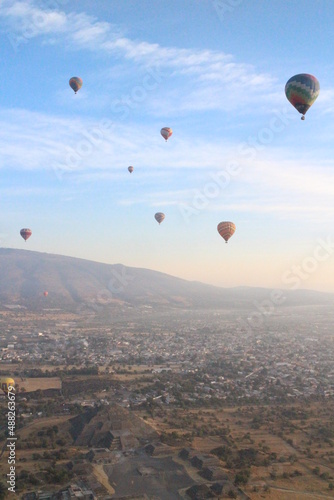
[0,248,333,312]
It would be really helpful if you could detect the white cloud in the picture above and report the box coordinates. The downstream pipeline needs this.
[2,0,68,34]
[0,108,243,173]
[0,107,333,228]
[1,108,333,187]
[1,1,276,114]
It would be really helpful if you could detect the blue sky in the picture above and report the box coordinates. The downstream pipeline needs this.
[1,0,334,292]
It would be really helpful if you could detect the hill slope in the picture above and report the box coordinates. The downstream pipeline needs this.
[0,248,333,311]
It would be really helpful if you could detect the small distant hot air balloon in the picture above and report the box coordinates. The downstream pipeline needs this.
[217,221,236,243]
[69,77,83,94]
[285,74,320,120]
[155,212,165,225]
[44,291,48,297]
[160,127,172,142]
[20,228,32,242]
[128,166,134,174]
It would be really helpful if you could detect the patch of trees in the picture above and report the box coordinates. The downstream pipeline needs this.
[17,470,40,487]
[234,469,250,485]
[211,445,232,461]
[160,431,185,446]
[251,414,264,429]
[211,446,259,469]
[313,467,334,482]
[281,408,310,420]
[44,465,73,484]
[0,482,6,500]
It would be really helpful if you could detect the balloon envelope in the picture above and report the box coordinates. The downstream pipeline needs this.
[155,212,165,224]
[44,291,48,297]
[217,221,236,243]
[160,127,172,141]
[285,74,320,119]
[69,77,83,94]
[128,166,134,173]
[20,228,32,241]
[0,377,15,394]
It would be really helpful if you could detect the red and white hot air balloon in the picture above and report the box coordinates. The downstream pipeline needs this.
[20,228,32,242]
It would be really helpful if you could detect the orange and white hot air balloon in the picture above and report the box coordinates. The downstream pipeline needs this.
[160,127,172,142]
[217,221,236,243]
[154,212,165,225]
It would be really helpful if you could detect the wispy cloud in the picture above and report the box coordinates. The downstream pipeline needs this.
[0,108,243,173]
[240,155,334,198]
[1,0,277,114]
[0,110,333,229]
[1,108,334,196]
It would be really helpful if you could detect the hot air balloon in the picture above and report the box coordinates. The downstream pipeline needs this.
[160,127,172,141]
[69,77,83,94]
[217,221,236,243]
[20,228,32,241]
[128,166,134,174]
[44,291,48,297]
[0,377,15,395]
[155,212,165,224]
[285,74,320,120]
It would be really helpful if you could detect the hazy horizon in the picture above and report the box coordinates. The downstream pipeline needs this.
[1,246,334,298]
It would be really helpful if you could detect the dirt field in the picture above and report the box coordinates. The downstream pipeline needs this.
[16,415,72,440]
[18,377,62,392]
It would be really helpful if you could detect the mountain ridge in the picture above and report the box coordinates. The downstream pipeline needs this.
[0,248,333,312]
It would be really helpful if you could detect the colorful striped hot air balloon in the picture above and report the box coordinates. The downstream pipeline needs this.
[128,166,134,173]
[69,77,83,94]
[160,127,172,141]
[20,228,32,241]
[154,212,165,224]
[217,221,236,243]
[285,74,320,120]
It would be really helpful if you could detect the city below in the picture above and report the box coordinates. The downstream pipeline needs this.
[1,302,334,499]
